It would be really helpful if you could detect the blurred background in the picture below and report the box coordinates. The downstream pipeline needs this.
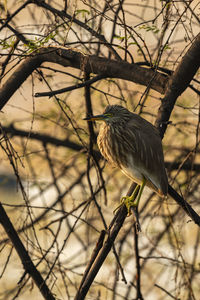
[0,1,200,299]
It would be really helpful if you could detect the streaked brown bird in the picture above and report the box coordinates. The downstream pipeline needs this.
[84,105,168,213]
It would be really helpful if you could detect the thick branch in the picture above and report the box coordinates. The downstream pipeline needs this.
[0,203,56,300]
[168,185,200,226]
[0,47,168,111]
[75,201,128,300]
[155,32,200,138]
[1,124,85,152]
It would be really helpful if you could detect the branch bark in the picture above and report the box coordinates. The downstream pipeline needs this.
[0,47,168,111]
[0,203,56,300]
[155,32,200,138]
[74,203,128,300]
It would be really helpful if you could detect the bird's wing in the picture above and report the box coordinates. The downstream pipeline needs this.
[125,116,168,195]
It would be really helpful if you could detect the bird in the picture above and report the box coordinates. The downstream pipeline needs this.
[84,105,168,214]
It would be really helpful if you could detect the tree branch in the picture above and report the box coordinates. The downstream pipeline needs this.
[1,125,200,172]
[0,203,56,300]
[0,47,168,111]
[155,32,200,138]
[34,74,105,98]
[74,203,128,300]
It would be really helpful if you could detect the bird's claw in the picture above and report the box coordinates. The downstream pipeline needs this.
[113,196,138,216]
[121,196,138,216]
[113,202,123,214]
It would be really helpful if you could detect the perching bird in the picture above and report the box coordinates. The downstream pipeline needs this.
[84,105,168,213]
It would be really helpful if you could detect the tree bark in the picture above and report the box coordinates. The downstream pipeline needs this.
[155,32,200,138]
[0,47,168,111]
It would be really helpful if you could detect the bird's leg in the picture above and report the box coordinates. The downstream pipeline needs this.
[133,177,146,207]
[121,178,146,216]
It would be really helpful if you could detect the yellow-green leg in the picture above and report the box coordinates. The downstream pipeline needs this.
[121,178,146,216]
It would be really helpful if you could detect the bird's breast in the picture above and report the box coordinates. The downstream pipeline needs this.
[97,123,131,168]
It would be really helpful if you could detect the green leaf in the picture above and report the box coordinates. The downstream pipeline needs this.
[75,9,90,17]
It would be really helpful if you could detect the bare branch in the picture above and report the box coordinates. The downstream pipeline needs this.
[0,47,168,110]
[0,203,56,300]
[155,32,200,138]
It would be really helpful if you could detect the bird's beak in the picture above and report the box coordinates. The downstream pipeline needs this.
[83,114,105,121]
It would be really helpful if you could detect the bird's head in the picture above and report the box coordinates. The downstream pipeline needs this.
[83,105,131,124]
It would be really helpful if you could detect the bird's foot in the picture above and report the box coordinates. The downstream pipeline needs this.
[113,184,141,216]
[121,195,138,216]
[113,195,138,216]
